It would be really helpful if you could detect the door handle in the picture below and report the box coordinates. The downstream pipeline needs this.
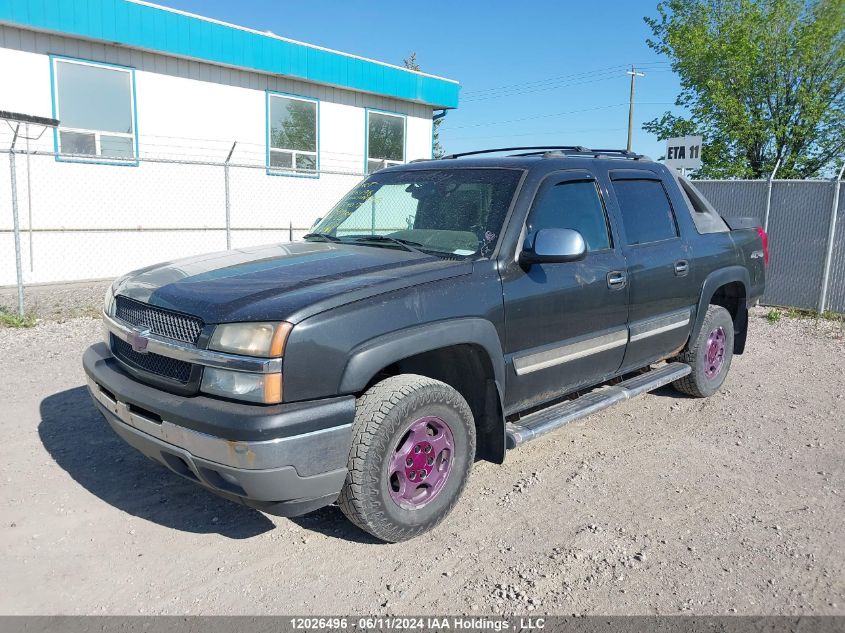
[607,271,627,290]
[674,260,689,276]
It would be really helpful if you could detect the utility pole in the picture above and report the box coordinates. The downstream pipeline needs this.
[626,65,645,152]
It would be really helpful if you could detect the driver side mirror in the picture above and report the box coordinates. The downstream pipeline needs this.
[521,228,587,265]
[310,217,322,229]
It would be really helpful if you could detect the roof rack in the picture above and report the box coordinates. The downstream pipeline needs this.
[441,146,646,160]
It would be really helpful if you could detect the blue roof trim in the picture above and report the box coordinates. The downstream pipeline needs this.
[0,0,460,109]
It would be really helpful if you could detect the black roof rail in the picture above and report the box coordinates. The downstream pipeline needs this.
[441,146,646,160]
[589,148,645,159]
[441,146,591,159]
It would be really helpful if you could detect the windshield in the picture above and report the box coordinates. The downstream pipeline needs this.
[309,168,523,258]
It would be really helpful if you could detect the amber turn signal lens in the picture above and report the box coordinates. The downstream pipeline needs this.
[263,372,283,404]
[269,322,293,357]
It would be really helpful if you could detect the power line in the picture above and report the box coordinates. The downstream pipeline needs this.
[462,65,630,97]
[448,126,628,142]
[461,61,669,99]
[448,103,629,130]
[462,72,629,103]
[462,66,671,102]
[443,101,677,142]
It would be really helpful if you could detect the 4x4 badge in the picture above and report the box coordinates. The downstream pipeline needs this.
[127,327,151,354]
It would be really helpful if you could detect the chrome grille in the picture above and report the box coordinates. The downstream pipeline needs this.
[112,336,193,383]
[115,296,203,344]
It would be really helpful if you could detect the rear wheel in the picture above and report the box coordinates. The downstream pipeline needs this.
[673,304,735,398]
[338,374,475,542]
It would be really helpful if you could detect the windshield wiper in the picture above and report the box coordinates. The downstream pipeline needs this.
[346,234,430,255]
[302,232,341,242]
[305,232,430,255]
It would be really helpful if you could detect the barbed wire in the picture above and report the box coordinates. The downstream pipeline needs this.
[0,147,369,176]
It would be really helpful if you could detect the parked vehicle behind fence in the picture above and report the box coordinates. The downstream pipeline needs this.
[83,146,767,542]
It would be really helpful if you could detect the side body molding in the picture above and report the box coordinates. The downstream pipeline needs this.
[339,318,507,397]
[692,266,750,349]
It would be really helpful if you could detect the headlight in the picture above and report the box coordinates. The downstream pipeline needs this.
[201,368,282,404]
[208,322,292,357]
[103,285,116,316]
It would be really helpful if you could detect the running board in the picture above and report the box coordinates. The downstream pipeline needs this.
[506,362,691,448]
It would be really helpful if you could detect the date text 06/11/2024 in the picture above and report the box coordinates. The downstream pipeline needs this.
[289,617,547,630]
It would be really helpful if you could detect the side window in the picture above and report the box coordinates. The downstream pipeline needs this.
[527,180,611,251]
[612,179,679,245]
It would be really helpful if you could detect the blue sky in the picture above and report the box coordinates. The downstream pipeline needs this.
[157,0,683,159]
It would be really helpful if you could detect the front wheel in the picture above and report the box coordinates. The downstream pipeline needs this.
[338,374,476,542]
[673,304,735,398]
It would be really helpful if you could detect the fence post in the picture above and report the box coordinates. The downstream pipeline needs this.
[25,125,34,272]
[763,158,781,232]
[223,141,237,250]
[8,125,25,317]
[818,160,845,314]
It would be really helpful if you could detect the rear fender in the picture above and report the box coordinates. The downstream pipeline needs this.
[692,266,750,353]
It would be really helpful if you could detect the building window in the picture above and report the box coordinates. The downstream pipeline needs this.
[367,110,405,174]
[52,57,137,162]
[267,93,318,175]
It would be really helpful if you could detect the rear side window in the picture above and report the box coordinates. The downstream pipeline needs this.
[677,176,729,234]
[612,179,679,245]
[527,180,611,251]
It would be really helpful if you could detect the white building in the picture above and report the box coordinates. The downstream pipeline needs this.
[0,0,459,285]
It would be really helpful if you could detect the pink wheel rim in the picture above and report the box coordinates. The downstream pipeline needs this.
[704,326,727,379]
[387,416,454,510]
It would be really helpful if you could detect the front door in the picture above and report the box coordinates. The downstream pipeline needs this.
[501,170,629,414]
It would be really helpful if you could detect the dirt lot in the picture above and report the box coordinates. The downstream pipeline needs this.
[0,279,110,322]
[1,308,843,615]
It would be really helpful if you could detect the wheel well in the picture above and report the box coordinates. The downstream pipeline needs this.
[709,281,748,354]
[710,281,744,319]
[365,345,506,464]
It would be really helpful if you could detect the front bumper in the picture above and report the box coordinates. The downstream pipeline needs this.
[83,343,355,516]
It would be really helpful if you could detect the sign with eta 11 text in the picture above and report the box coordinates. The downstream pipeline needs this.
[664,135,703,170]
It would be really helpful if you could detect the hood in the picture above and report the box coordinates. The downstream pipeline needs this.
[112,241,471,324]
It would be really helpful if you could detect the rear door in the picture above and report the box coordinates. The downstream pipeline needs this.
[603,169,695,372]
[501,170,628,413]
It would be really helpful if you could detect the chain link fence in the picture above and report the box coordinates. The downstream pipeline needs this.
[1,148,366,313]
[2,147,844,315]
[694,177,844,313]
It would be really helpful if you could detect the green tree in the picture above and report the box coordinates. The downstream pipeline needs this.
[368,112,404,161]
[270,98,316,153]
[643,0,845,178]
[404,52,445,158]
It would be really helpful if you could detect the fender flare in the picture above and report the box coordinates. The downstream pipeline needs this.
[691,266,750,344]
[339,318,506,399]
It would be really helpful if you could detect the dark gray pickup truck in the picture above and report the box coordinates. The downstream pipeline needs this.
[83,146,767,542]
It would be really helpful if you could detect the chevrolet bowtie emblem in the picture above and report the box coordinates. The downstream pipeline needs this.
[127,327,152,354]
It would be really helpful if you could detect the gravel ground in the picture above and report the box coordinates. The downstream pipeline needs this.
[0,279,111,321]
[0,308,843,615]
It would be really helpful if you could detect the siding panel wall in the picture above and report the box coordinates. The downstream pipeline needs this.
[0,0,460,107]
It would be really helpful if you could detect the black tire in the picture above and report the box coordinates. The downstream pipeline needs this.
[337,374,476,542]
[673,305,735,398]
